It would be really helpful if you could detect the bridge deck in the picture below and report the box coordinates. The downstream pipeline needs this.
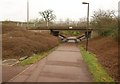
[28,26,95,31]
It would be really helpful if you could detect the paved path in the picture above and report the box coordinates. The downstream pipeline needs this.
[9,43,92,82]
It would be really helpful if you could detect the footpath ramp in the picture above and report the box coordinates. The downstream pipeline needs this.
[9,43,92,82]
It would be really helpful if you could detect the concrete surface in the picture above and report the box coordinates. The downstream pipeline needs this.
[9,43,92,82]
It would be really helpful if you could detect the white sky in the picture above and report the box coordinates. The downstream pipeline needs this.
[0,0,119,22]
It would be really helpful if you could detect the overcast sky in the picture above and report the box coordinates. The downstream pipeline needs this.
[0,0,119,22]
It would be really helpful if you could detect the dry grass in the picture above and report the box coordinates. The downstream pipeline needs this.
[81,36,118,81]
[2,23,59,60]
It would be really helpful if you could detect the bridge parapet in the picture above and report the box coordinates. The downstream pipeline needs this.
[28,26,93,31]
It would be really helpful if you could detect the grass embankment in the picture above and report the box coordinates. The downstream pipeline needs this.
[20,48,55,66]
[2,23,59,60]
[80,46,114,82]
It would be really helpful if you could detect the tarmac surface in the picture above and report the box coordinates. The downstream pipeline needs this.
[9,43,92,82]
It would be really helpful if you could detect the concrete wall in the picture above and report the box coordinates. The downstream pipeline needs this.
[91,31,99,38]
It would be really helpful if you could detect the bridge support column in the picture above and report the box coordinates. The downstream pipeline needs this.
[85,31,92,38]
[50,29,60,36]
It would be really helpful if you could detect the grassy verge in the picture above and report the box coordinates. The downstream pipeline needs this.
[79,46,115,82]
[19,48,56,66]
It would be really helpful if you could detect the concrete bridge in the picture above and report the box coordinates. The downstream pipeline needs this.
[28,26,98,42]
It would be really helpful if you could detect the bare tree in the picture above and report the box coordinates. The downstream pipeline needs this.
[91,9,118,37]
[39,9,56,26]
